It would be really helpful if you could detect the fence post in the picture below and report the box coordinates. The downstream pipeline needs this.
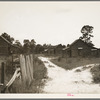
[12,53,13,67]
[1,62,6,93]
[1,62,4,84]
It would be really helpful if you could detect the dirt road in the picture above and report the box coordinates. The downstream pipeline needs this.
[39,56,100,94]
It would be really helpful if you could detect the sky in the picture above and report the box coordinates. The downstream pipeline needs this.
[0,1,100,47]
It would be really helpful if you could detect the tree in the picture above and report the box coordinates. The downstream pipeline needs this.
[30,39,36,53]
[14,40,22,47]
[56,44,62,48]
[62,45,66,48]
[67,44,70,47]
[30,39,36,45]
[43,43,48,48]
[23,39,31,54]
[80,25,94,46]
[35,44,44,54]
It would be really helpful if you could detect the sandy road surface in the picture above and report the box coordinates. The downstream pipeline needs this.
[39,57,100,94]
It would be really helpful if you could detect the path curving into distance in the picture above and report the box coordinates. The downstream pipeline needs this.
[39,56,100,94]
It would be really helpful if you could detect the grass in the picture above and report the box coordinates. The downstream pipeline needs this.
[50,56,100,70]
[33,56,47,80]
[4,54,47,93]
[51,56,100,84]
[90,64,100,83]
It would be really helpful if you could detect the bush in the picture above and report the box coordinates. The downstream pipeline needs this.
[5,56,17,77]
[75,69,81,72]
[58,57,62,62]
[33,57,47,80]
[66,59,72,64]
[90,65,100,83]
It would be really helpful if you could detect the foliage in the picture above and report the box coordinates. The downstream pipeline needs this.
[30,39,36,53]
[56,44,63,48]
[23,39,36,54]
[58,57,62,62]
[14,40,22,47]
[23,39,30,54]
[91,65,100,83]
[51,57,100,70]
[80,25,94,46]
[33,56,47,80]
[35,44,44,54]
[56,44,66,49]
[5,56,15,75]
[43,43,48,48]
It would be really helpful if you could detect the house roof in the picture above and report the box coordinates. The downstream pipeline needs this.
[72,39,97,49]
[63,39,97,50]
[0,35,20,49]
[0,35,11,45]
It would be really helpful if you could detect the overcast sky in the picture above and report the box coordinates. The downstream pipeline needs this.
[0,1,100,47]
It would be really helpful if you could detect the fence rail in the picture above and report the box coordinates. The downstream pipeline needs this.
[0,54,34,93]
[0,67,21,93]
[6,68,20,87]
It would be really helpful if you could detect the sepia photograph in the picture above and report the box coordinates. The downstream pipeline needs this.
[0,1,100,98]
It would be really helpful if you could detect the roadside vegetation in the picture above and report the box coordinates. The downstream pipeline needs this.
[50,56,100,70]
[90,64,100,83]
[5,55,47,93]
[51,56,100,84]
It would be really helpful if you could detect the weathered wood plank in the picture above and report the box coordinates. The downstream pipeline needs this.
[20,54,34,87]
[6,68,20,87]
[20,55,27,86]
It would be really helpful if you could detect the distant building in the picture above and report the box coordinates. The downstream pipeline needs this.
[55,44,64,55]
[0,36,21,56]
[63,39,100,58]
[43,47,56,55]
[43,44,65,56]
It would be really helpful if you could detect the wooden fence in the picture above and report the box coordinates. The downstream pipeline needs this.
[20,54,34,87]
[0,54,34,93]
[0,67,20,93]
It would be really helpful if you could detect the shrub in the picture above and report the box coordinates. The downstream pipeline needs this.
[75,69,81,72]
[58,57,62,62]
[66,59,72,64]
[90,65,100,83]
[5,56,16,76]
[33,57,47,80]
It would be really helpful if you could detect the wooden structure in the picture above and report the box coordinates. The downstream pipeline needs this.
[43,47,56,55]
[63,39,100,58]
[20,54,33,87]
[43,45,65,56]
[54,44,64,55]
[0,36,21,55]
[0,36,11,55]
[0,66,20,93]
